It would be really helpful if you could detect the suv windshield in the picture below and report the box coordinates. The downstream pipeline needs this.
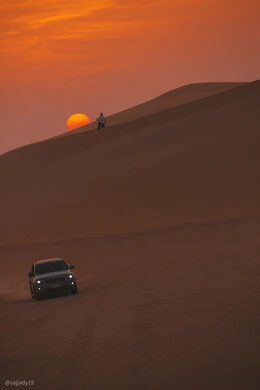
[35,260,69,275]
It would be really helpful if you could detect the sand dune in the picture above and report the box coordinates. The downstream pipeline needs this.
[1,80,260,390]
[0,80,259,247]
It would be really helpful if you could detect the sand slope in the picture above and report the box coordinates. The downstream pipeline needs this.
[0,80,259,246]
[1,80,260,390]
[1,218,260,390]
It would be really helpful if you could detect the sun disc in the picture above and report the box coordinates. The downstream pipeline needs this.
[66,113,91,131]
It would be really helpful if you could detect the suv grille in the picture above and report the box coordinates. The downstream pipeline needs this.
[45,276,66,284]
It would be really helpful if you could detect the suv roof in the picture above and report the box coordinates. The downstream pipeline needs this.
[34,258,65,264]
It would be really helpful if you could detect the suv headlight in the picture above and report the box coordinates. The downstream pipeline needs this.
[68,274,73,279]
[36,280,42,284]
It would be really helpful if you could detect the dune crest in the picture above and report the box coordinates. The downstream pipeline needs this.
[62,81,244,135]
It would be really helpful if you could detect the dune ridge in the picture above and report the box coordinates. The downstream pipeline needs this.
[0,81,254,163]
[60,81,244,135]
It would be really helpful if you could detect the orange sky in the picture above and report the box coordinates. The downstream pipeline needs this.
[1,0,260,154]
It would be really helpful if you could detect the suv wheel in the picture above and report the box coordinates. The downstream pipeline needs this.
[29,285,35,298]
[70,284,78,294]
[35,292,43,301]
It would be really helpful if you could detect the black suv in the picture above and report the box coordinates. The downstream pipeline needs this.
[28,258,78,300]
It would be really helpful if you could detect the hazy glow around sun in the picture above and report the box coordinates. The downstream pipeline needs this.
[66,113,91,131]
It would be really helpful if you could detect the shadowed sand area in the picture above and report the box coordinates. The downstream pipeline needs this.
[1,80,260,389]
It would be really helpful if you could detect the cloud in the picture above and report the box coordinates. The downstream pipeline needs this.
[1,0,113,32]
[0,0,174,81]
[1,0,258,83]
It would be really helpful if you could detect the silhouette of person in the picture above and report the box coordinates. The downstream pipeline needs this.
[97,113,106,130]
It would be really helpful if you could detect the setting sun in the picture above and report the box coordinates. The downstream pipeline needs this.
[66,113,91,131]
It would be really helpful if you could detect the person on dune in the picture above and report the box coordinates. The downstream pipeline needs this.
[97,113,106,130]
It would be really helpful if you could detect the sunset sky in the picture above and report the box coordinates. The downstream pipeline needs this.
[1,0,260,154]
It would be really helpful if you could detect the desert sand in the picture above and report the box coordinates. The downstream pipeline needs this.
[1,80,260,389]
